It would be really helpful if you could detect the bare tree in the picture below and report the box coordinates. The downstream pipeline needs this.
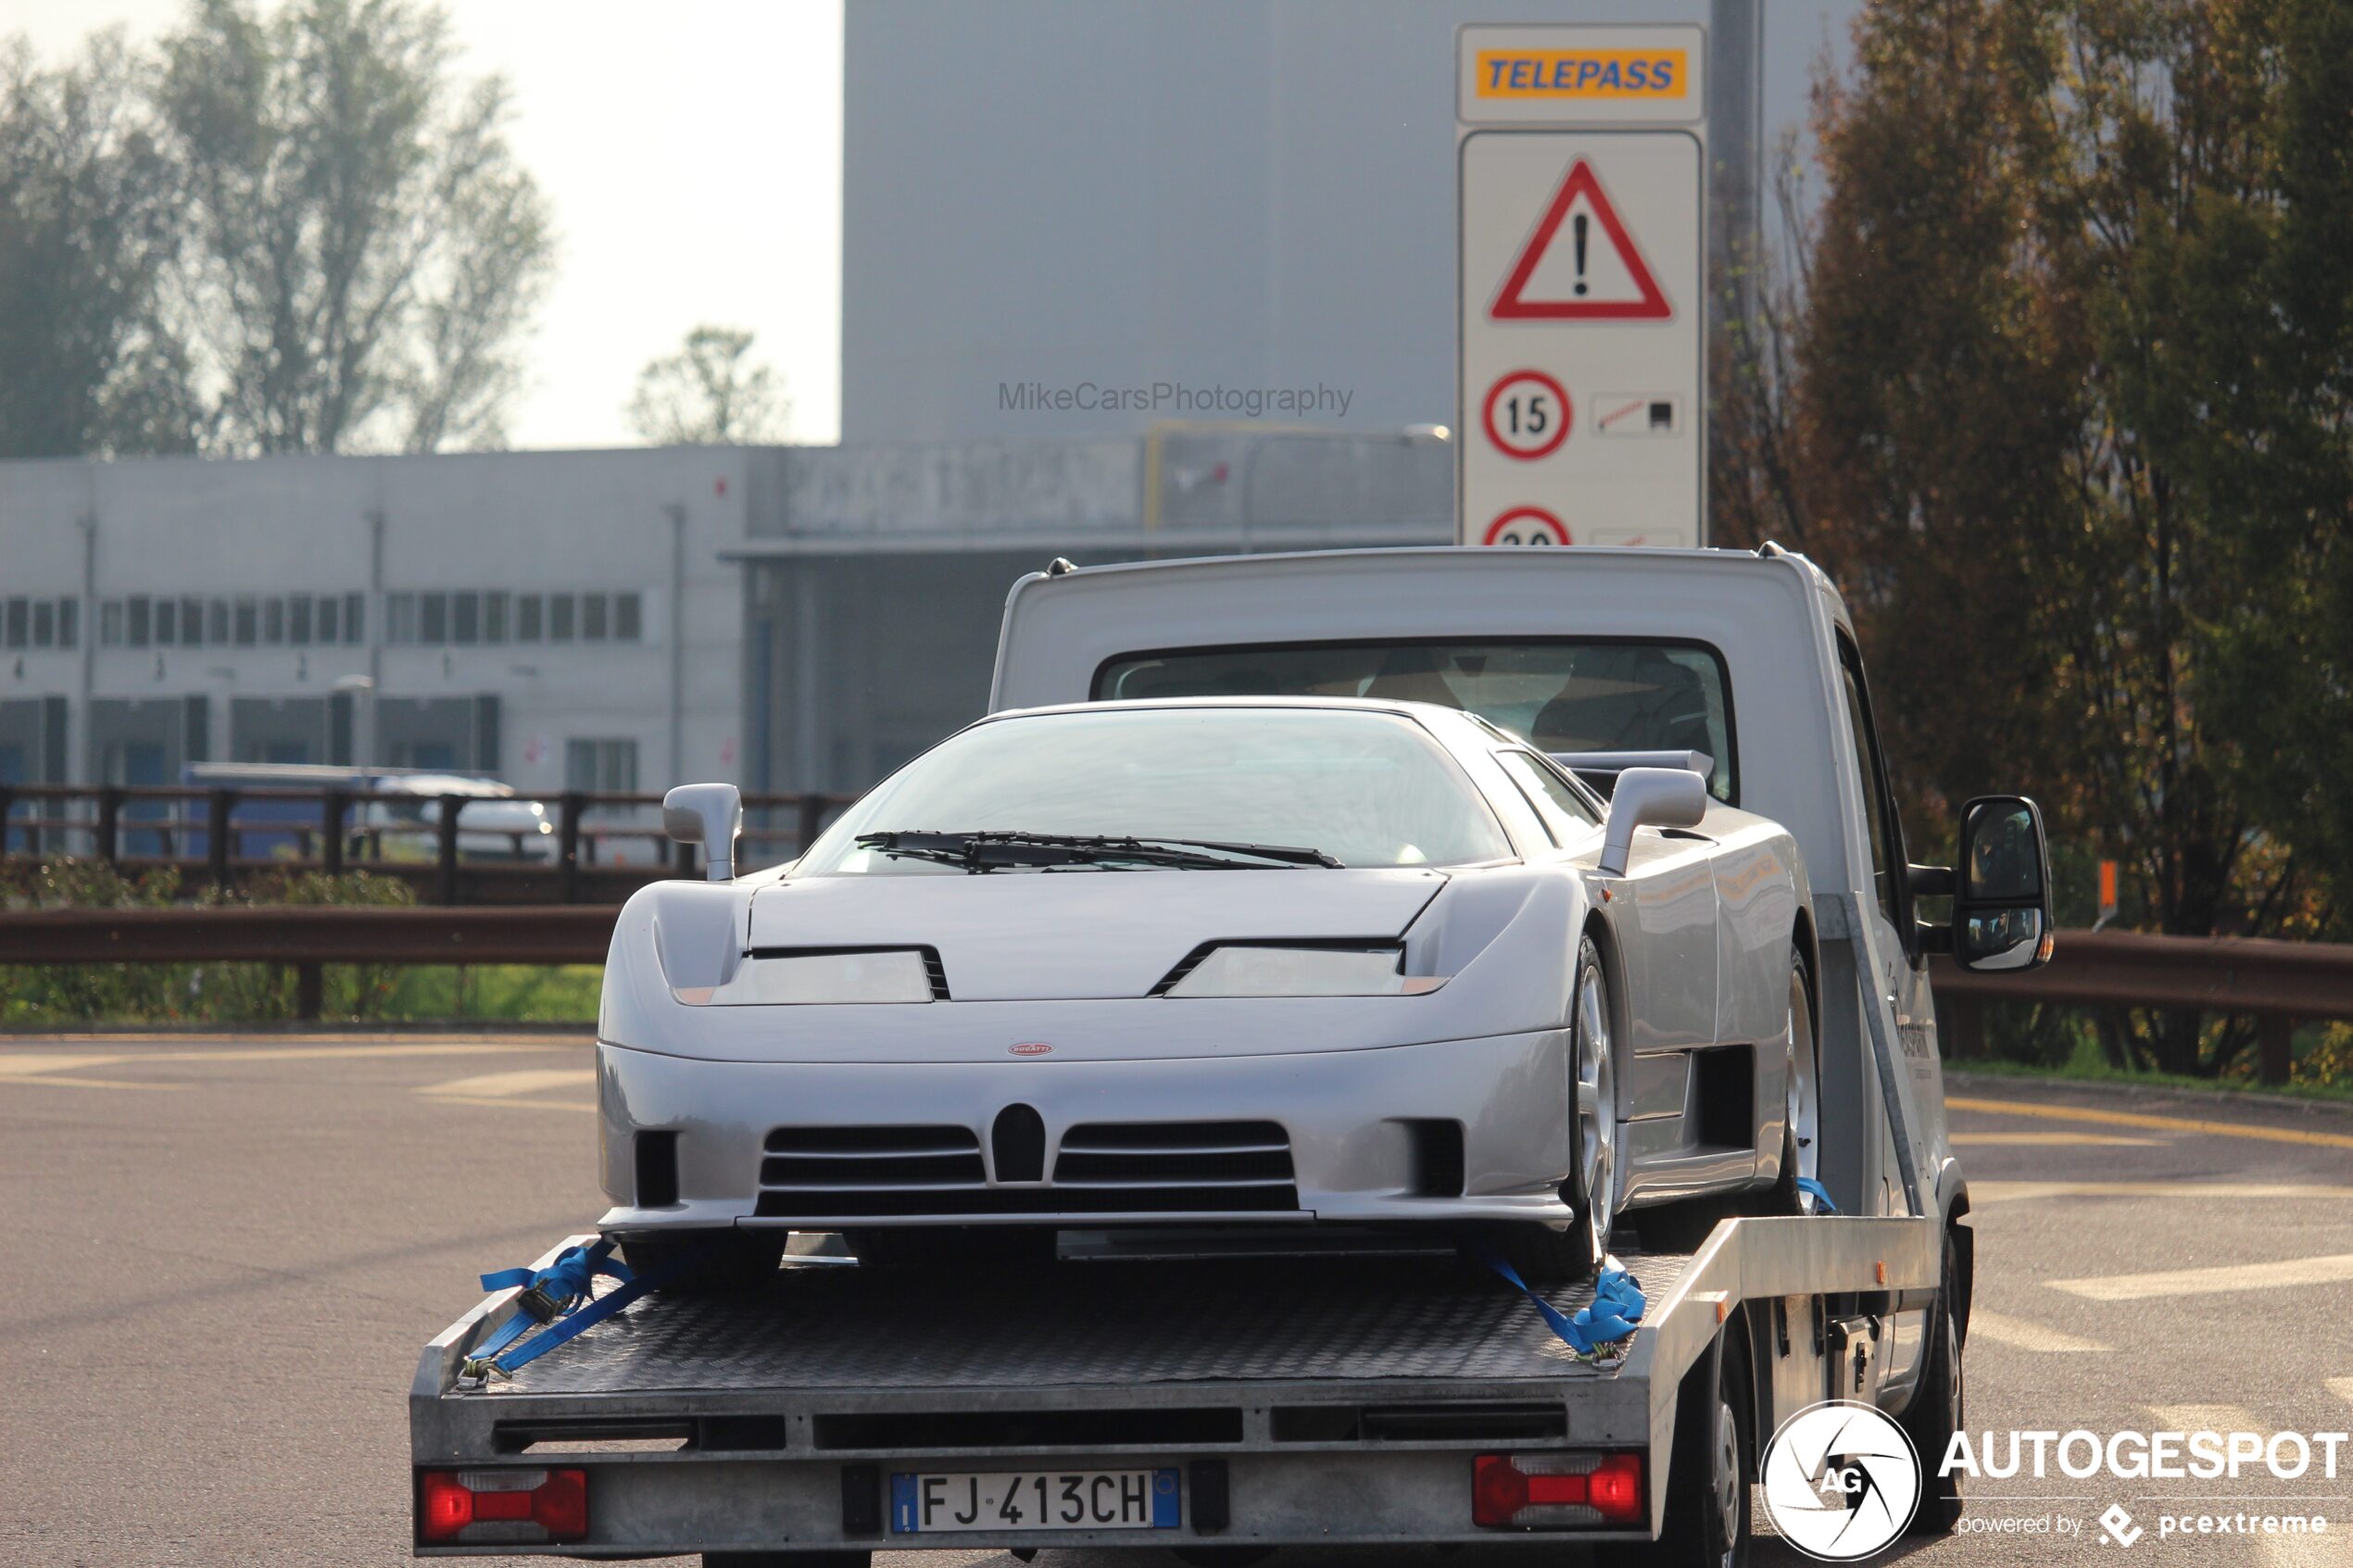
[626,325,788,445]
[156,0,553,454]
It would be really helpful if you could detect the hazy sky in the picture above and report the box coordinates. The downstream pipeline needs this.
[0,0,845,450]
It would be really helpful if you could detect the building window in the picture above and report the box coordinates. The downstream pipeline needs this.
[517,594,542,641]
[581,592,608,641]
[548,594,574,642]
[263,596,284,644]
[182,597,203,646]
[32,600,54,647]
[234,598,258,646]
[101,601,124,646]
[484,591,508,644]
[293,594,316,645]
[453,591,479,645]
[420,591,447,644]
[4,598,24,648]
[58,598,78,648]
[317,595,338,646]
[565,737,638,794]
[156,599,177,646]
[385,593,416,645]
[208,599,229,645]
[344,593,364,644]
[613,592,642,641]
[127,596,152,647]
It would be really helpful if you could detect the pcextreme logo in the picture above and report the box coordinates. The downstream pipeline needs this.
[1758,1399,1923,1562]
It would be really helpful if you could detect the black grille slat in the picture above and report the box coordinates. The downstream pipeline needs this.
[755,1120,1301,1220]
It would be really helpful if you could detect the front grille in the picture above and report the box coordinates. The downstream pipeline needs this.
[758,1125,987,1205]
[752,1120,1301,1219]
[1052,1121,1298,1210]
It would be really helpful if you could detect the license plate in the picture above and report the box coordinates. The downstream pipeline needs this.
[890,1468,1181,1533]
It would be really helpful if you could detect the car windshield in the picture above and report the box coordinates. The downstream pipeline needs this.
[1095,640,1737,802]
[797,707,1512,873]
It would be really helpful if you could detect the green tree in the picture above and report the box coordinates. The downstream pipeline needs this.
[0,31,203,458]
[626,325,788,445]
[157,0,553,453]
[1718,0,2353,1075]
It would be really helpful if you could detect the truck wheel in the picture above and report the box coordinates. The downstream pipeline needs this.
[1902,1230,1966,1534]
[846,1225,1057,1269]
[1772,951,1821,1216]
[622,1232,783,1295]
[1650,1330,1753,1568]
[1500,935,1619,1284]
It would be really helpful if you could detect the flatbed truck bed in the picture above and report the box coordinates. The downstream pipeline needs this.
[410,1214,1936,1559]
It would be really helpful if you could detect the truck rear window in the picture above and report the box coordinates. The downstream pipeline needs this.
[1094,639,1737,802]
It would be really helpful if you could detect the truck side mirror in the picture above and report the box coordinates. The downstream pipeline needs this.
[1955,795,2053,972]
[663,783,742,883]
[1598,767,1708,876]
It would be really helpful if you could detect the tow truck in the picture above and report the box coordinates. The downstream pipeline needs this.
[410,545,2049,1564]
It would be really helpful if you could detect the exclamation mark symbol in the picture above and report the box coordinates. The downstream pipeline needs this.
[1572,212,1590,296]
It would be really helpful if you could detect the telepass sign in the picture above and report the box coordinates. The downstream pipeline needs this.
[1457,25,1705,549]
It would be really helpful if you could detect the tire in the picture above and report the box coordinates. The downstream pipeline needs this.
[1493,934,1618,1284]
[1902,1230,1966,1535]
[845,1224,1057,1269]
[621,1231,784,1295]
[1650,1327,1754,1568]
[1772,949,1823,1216]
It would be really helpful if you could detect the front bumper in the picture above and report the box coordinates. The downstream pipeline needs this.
[597,1029,1574,1234]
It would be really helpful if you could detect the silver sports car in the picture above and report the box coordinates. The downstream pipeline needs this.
[596,696,1819,1283]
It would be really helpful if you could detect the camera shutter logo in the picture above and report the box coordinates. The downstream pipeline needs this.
[1758,1399,1924,1561]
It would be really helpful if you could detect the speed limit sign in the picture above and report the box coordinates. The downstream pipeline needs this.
[1481,370,1570,460]
[1482,507,1571,546]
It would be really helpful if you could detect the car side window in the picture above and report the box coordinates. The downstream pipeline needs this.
[1496,749,1601,847]
[1835,634,1906,936]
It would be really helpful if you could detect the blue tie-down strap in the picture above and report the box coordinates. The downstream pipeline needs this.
[462,1238,691,1384]
[1484,1251,1647,1361]
[1793,1176,1840,1215]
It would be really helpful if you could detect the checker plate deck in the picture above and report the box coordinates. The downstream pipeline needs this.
[481,1250,1688,1397]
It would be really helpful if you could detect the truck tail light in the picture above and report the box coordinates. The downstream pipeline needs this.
[1473,1451,1644,1528]
[419,1468,588,1544]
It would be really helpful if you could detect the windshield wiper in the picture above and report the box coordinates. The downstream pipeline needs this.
[855,830,1340,873]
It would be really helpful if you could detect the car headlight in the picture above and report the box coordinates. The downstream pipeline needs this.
[1162,944,1444,998]
[674,947,940,1006]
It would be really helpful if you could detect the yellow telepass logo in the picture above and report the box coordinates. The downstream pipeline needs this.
[1475,49,1688,99]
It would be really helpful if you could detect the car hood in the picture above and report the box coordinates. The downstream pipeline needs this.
[747,868,1447,1001]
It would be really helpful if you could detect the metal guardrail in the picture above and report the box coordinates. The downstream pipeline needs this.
[0,784,855,905]
[5,907,2349,1062]
[1931,930,2353,1085]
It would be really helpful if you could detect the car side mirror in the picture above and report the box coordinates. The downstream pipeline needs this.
[663,783,742,883]
[1955,795,2053,972]
[1598,767,1708,876]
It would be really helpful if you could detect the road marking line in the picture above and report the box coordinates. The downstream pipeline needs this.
[420,1069,597,1099]
[1967,1309,2110,1353]
[1970,1181,2353,1204]
[1951,1131,2161,1147]
[147,1043,580,1064]
[0,1074,185,1090]
[1948,1094,2353,1151]
[2327,1377,2353,1411]
[2053,1252,2353,1301]
[2145,1403,2262,1435]
[423,1095,598,1113]
[0,1053,127,1077]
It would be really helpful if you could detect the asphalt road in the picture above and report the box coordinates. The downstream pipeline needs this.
[3,1041,2350,1566]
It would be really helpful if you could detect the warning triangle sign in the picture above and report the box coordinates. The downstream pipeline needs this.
[1491,159,1672,322]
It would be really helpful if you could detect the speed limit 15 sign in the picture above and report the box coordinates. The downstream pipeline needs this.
[1482,370,1570,459]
